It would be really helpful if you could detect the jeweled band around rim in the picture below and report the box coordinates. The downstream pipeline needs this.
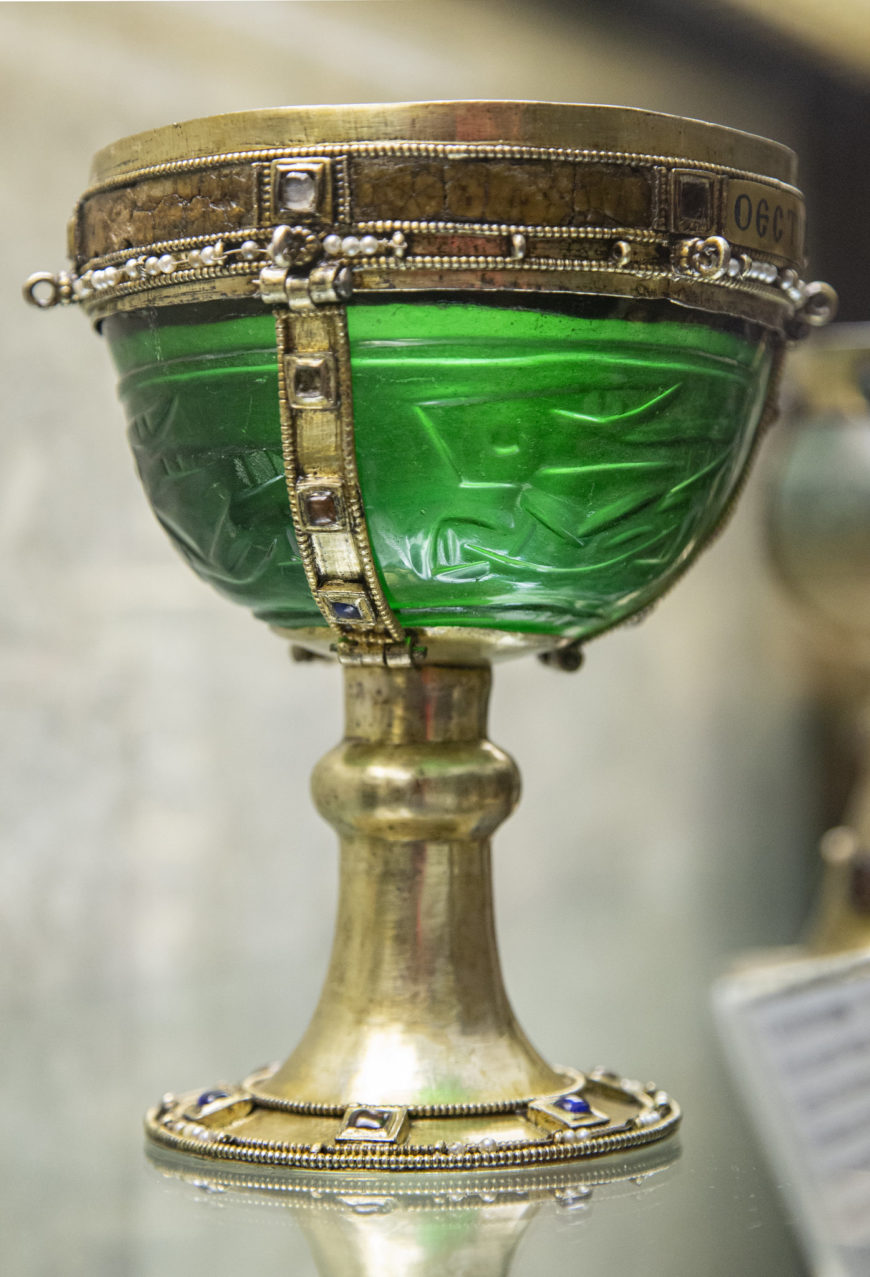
[27,102,834,337]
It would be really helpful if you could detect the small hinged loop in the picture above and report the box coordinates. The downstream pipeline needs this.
[799,280,838,328]
[336,637,426,668]
[23,272,64,309]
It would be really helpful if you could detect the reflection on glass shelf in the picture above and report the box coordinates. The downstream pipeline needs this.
[147,1141,679,1277]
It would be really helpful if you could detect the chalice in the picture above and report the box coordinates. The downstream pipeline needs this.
[27,102,834,1171]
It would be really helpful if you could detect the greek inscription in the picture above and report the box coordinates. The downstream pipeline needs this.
[725,181,803,258]
[756,198,769,238]
[734,193,752,232]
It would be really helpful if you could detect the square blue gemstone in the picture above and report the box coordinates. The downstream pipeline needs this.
[554,1093,591,1114]
[332,600,363,621]
[197,1089,229,1107]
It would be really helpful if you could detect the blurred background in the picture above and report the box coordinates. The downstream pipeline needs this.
[3,2,869,1274]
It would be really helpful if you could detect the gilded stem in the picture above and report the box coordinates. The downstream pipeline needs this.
[260,664,566,1107]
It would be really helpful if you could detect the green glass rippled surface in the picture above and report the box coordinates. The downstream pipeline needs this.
[348,302,773,637]
[105,298,771,639]
[105,307,321,628]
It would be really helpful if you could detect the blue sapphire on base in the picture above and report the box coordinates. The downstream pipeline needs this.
[554,1093,591,1115]
[197,1089,230,1108]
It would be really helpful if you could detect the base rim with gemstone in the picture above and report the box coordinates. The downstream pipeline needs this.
[145,1067,680,1172]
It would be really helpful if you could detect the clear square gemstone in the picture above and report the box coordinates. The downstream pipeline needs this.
[279,170,317,213]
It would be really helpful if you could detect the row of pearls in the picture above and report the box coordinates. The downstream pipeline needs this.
[34,229,822,324]
[70,229,410,302]
[323,230,407,259]
[72,238,230,299]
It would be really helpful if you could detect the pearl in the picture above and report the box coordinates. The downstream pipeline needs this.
[144,257,161,275]
[323,234,342,256]
[124,259,140,279]
[199,245,216,266]
[342,236,361,257]
[158,254,175,274]
[104,267,120,286]
[727,257,741,277]
[187,249,202,268]
[448,1141,464,1155]
[360,235,379,256]
[478,1136,496,1151]
[239,240,260,261]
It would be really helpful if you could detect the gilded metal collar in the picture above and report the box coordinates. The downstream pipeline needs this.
[25,101,835,336]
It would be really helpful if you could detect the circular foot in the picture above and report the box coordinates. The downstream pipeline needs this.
[145,1066,680,1171]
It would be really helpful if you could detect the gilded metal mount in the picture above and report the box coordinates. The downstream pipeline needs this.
[25,100,836,661]
[25,101,834,338]
[145,662,680,1169]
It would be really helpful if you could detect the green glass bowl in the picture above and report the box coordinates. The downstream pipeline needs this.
[105,293,773,641]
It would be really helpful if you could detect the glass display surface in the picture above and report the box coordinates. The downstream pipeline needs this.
[105,298,772,638]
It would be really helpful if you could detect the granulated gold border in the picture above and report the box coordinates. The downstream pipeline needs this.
[275,305,403,646]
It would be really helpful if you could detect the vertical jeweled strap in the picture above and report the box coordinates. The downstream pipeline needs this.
[275,305,406,656]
